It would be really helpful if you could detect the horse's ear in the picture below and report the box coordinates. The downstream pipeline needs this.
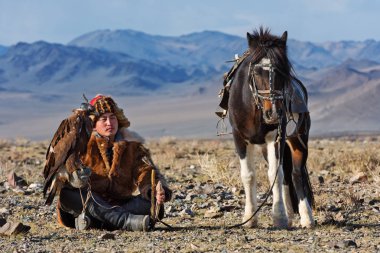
[281,31,288,45]
[247,32,257,49]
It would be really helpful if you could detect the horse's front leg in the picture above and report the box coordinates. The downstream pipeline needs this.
[234,133,258,227]
[266,130,288,228]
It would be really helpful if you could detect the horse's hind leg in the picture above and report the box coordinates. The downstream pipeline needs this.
[287,138,315,228]
[233,132,258,227]
[266,130,288,228]
[282,144,295,227]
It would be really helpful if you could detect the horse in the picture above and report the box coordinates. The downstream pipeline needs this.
[228,27,314,228]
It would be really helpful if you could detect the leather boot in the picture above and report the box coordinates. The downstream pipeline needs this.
[125,214,150,232]
[86,196,152,231]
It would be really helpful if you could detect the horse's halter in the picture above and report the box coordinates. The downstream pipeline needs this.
[248,57,284,124]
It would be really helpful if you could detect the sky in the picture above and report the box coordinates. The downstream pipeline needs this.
[0,0,379,46]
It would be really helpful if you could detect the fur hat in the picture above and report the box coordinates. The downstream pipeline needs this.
[89,94,130,128]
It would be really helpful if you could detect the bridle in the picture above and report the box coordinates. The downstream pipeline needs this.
[248,57,286,124]
[248,57,284,109]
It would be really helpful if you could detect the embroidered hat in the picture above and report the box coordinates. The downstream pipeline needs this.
[89,94,130,128]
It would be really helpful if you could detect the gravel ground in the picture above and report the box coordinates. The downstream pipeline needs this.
[0,136,379,252]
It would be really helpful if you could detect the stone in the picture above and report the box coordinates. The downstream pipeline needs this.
[98,233,115,240]
[0,221,30,236]
[350,172,368,184]
[7,171,28,188]
[204,206,223,218]
[337,240,357,248]
[180,208,195,217]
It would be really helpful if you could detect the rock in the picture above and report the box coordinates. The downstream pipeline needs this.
[180,208,195,217]
[318,176,324,184]
[204,207,223,218]
[28,183,43,190]
[221,205,236,212]
[337,240,357,248]
[198,202,209,209]
[334,212,346,222]
[7,171,28,188]
[350,172,368,184]
[327,205,341,212]
[98,233,115,240]
[204,211,223,219]
[0,207,9,215]
[372,206,380,214]
[174,192,186,200]
[0,221,30,236]
[9,185,25,194]
[190,243,200,250]
[0,185,6,194]
[0,218,6,227]
[320,170,329,175]
[185,193,196,201]
[368,199,379,205]
[201,184,214,194]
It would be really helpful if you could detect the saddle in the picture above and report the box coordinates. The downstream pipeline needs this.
[285,77,308,114]
[216,50,251,118]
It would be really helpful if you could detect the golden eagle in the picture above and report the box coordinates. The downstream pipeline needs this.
[43,103,94,205]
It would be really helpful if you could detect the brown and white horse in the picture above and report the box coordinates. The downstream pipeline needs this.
[228,28,314,228]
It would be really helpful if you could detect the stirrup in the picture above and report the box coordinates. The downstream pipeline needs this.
[75,213,91,230]
[215,109,227,119]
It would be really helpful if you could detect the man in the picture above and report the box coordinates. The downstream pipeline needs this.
[57,94,172,231]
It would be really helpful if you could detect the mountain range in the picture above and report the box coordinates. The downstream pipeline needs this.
[0,29,379,139]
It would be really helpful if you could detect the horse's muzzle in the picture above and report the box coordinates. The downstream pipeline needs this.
[263,108,280,125]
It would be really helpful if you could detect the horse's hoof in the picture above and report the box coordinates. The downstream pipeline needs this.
[300,218,315,228]
[273,217,289,229]
[242,216,258,228]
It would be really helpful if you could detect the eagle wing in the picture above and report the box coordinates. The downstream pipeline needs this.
[43,110,91,205]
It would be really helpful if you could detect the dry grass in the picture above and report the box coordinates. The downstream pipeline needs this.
[197,152,241,188]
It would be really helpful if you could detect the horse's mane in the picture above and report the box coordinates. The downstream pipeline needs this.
[247,27,294,82]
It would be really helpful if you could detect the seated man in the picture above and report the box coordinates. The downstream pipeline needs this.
[57,94,172,231]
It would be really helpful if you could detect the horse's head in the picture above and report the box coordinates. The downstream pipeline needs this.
[247,28,291,124]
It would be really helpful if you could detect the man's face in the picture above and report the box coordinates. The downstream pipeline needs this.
[94,112,118,139]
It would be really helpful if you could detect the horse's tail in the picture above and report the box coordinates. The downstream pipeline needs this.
[302,164,315,209]
[283,143,315,214]
[283,144,299,213]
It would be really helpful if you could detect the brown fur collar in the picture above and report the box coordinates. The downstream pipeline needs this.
[93,133,127,178]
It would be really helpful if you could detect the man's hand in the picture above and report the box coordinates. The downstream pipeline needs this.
[155,181,165,205]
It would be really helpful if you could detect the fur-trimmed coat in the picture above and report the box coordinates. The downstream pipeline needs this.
[81,129,171,204]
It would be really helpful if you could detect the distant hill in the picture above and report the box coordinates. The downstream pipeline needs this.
[0,45,7,56]
[68,29,246,71]
[0,41,211,96]
[0,29,380,139]
[306,59,380,135]
[69,29,380,70]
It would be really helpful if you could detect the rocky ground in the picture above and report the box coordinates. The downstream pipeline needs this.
[0,136,379,252]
